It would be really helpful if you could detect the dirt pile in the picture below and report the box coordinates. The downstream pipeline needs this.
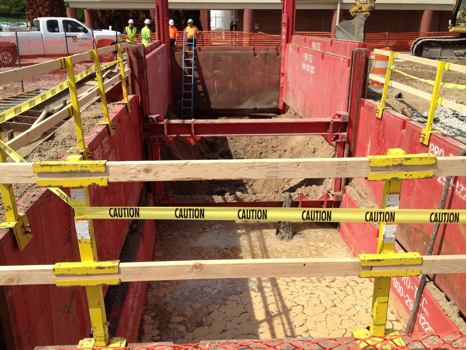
[161,116,336,203]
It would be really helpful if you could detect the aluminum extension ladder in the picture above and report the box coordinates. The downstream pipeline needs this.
[181,31,195,119]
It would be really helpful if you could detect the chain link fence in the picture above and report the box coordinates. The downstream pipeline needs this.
[0,26,102,98]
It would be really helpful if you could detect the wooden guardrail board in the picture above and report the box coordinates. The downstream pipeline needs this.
[0,255,463,286]
[0,156,464,184]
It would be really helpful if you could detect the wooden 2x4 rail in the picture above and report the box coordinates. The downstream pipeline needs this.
[0,156,464,184]
[0,43,130,86]
[0,255,464,286]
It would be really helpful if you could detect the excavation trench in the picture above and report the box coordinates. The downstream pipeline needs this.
[134,130,403,343]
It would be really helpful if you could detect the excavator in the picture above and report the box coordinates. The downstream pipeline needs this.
[334,0,466,59]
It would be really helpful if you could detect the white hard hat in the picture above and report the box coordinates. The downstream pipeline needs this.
[128,19,134,24]
[144,19,150,25]
[169,19,174,25]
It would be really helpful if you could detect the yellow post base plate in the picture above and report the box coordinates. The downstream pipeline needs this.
[352,329,405,349]
[77,337,126,349]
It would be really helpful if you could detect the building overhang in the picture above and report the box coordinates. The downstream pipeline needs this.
[67,0,453,11]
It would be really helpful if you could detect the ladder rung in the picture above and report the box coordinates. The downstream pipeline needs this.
[184,83,192,85]
[185,75,193,77]
[183,99,191,101]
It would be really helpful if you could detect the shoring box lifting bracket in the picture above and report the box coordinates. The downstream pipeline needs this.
[367,150,436,181]
[359,252,422,278]
[0,214,32,252]
[33,160,108,188]
[0,140,33,251]
[54,260,121,287]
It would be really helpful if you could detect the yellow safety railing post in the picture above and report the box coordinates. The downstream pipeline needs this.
[117,44,131,112]
[369,151,403,336]
[63,56,89,160]
[90,49,114,136]
[69,182,110,347]
[0,147,32,251]
[63,56,111,347]
[376,51,396,119]
[353,148,414,347]
[420,60,445,146]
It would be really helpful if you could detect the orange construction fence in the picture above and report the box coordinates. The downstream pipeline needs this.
[122,30,458,51]
[37,331,466,350]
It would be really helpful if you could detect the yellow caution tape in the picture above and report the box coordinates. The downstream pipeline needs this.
[393,68,466,90]
[73,207,466,224]
[0,60,118,124]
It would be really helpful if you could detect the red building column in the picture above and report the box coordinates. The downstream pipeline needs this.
[420,10,434,32]
[331,9,344,37]
[243,9,254,33]
[66,7,78,20]
[84,9,95,29]
[200,10,211,31]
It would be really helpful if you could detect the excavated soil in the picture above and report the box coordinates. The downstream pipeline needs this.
[0,101,118,226]
[162,132,335,203]
[367,58,466,143]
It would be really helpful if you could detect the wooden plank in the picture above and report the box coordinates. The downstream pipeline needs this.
[2,122,32,132]
[374,49,466,74]
[442,99,466,115]
[13,116,37,124]
[0,44,129,86]
[0,60,63,86]
[369,74,466,114]
[70,51,92,65]
[0,156,464,184]
[7,69,129,151]
[0,255,463,286]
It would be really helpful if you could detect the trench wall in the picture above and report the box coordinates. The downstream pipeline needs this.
[341,98,466,331]
[283,36,366,120]
[0,95,146,350]
[171,47,281,113]
[146,43,170,116]
[112,195,156,343]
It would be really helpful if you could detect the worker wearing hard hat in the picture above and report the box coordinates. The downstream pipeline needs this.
[124,19,137,43]
[141,19,152,45]
[184,19,199,47]
[169,19,178,50]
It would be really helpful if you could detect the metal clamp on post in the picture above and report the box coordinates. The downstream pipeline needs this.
[367,150,437,181]
[54,260,121,287]
[33,160,108,188]
[359,252,422,278]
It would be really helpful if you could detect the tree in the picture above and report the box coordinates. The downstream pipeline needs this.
[0,0,26,14]
[25,0,65,22]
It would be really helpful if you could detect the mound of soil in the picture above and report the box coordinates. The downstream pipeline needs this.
[161,112,336,203]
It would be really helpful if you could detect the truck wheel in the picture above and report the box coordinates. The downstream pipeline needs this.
[0,45,17,67]
[97,40,117,63]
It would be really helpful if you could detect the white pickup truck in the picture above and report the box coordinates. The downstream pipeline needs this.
[0,17,122,66]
